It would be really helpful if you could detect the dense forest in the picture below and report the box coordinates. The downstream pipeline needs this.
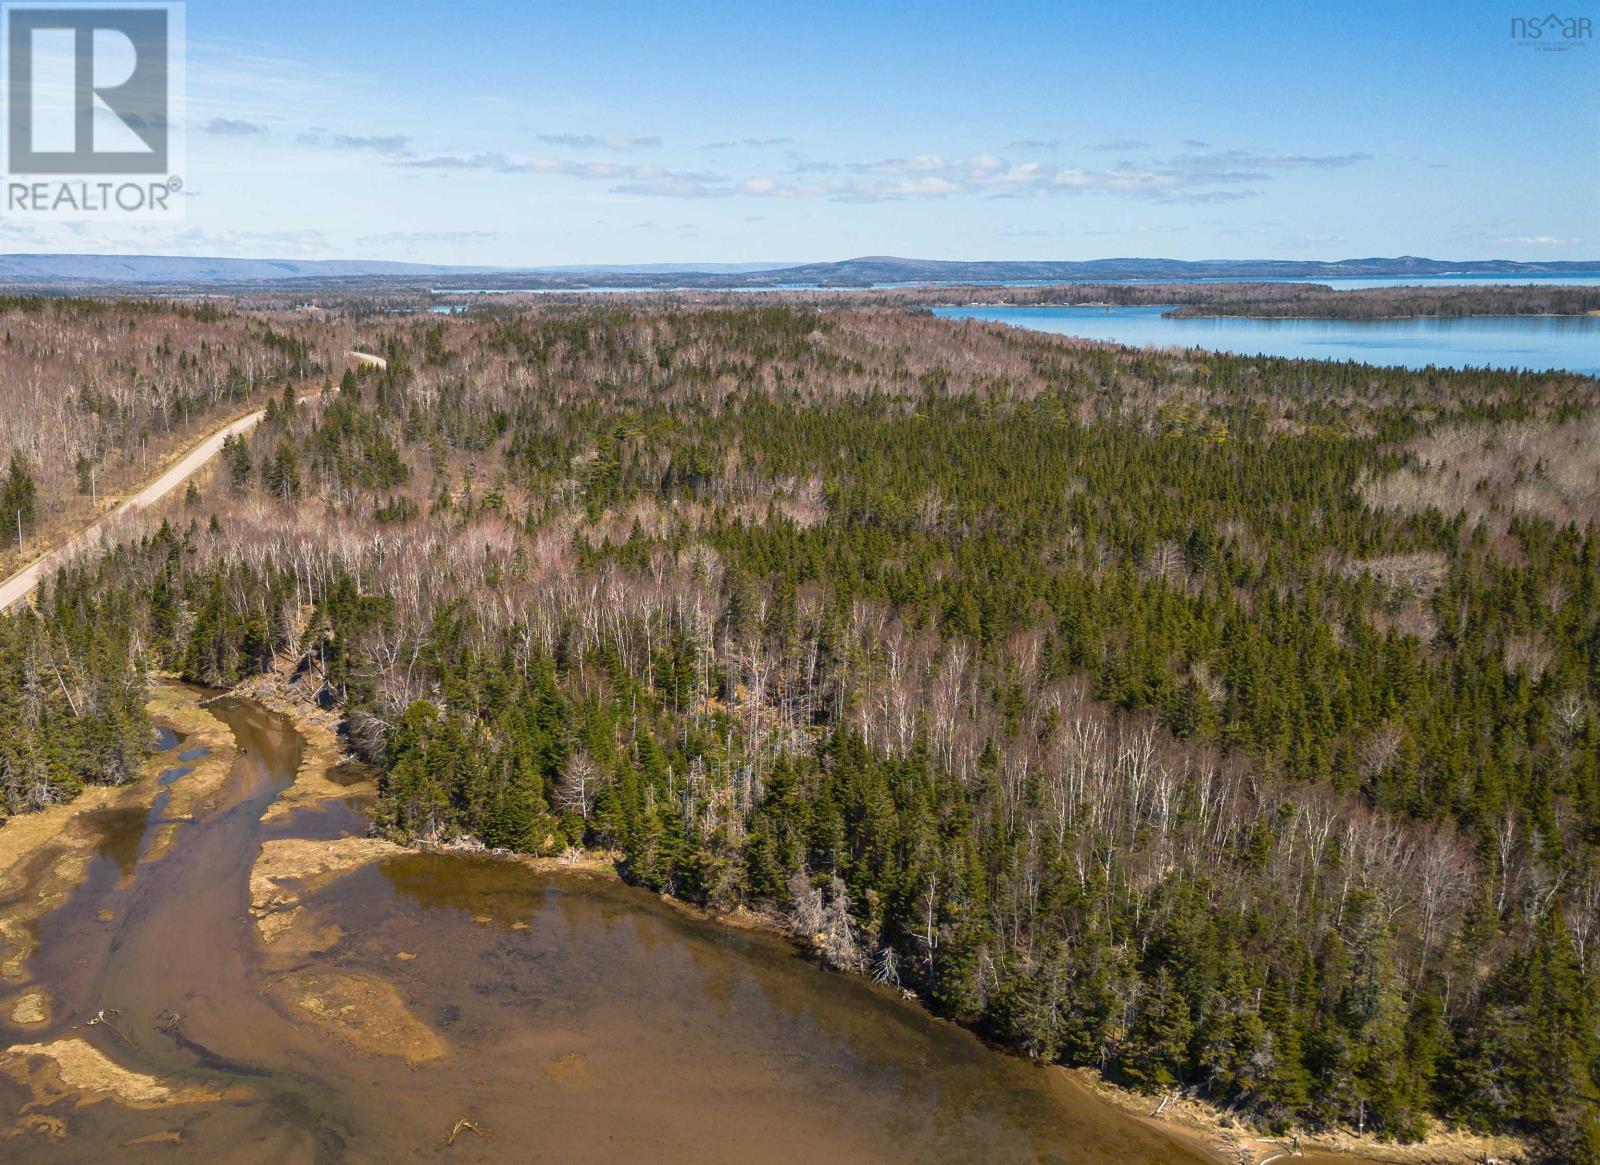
[420,282,1600,320]
[251,280,1600,322]
[1158,282,1600,318]
[4,302,1598,1161]
[0,297,341,577]
[839,282,1600,317]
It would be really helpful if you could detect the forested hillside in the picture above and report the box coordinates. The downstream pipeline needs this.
[0,297,343,577]
[6,304,1598,1160]
[721,282,1600,318]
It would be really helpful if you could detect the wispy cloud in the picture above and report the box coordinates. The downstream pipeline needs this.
[704,137,794,150]
[185,40,360,128]
[1160,191,1258,205]
[706,146,1365,203]
[536,133,661,151]
[1172,149,1371,174]
[612,176,737,199]
[403,152,515,172]
[141,225,334,256]
[400,152,512,171]
[721,148,1289,203]
[398,152,726,189]
[202,117,268,136]
[1490,234,1579,246]
[1093,138,1150,151]
[388,141,1368,206]
[1004,139,1060,151]
[297,128,411,154]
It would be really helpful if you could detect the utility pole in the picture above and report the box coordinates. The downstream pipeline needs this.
[91,466,97,508]
[15,509,20,554]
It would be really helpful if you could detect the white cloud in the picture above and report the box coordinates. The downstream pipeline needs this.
[703,137,794,150]
[297,128,411,154]
[334,136,1369,210]
[202,118,268,136]
[1488,235,1579,246]
[536,133,662,151]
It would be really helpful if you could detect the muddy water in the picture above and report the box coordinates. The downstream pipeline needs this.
[3,699,1214,1163]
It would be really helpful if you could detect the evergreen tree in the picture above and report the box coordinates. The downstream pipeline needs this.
[1122,970,1193,1091]
[2,453,37,543]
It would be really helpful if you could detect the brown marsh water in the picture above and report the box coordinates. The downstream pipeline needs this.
[2,697,1217,1164]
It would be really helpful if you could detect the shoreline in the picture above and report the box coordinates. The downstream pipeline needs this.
[944,301,1600,323]
[665,886,1526,1165]
[1068,1069,1526,1165]
[0,681,236,989]
[1164,310,1600,322]
[0,681,1533,1165]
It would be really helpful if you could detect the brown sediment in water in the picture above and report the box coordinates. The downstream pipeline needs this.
[122,1126,186,1147]
[247,835,1522,1165]
[0,1037,239,1110]
[341,850,1225,1164]
[1,690,347,1157]
[265,970,445,1063]
[7,991,48,1028]
[231,676,377,823]
[542,1050,595,1090]
[0,682,232,988]
[0,849,91,983]
[261,729,367,823]
[139,682,242,862]
[0,794,122,878]
[249,836,403,947]
[244,833,624,958]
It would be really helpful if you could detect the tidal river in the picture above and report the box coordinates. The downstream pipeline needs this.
[0,691,1226,1163]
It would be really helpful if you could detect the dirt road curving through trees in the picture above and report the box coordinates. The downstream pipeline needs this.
[0,351,385,613]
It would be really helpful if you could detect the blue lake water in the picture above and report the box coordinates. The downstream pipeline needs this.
[932,305,1600,375]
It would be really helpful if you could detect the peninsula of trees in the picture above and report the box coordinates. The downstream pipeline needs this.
[728,282,1600,318]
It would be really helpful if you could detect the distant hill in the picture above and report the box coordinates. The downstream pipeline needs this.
[0,254,495,285]
[717,255,1600,288]
[423,254,1600,291]
[0,252,1595,289]
[532,262,799,274]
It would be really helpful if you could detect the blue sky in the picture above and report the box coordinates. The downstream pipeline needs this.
[10,0,1598,264]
